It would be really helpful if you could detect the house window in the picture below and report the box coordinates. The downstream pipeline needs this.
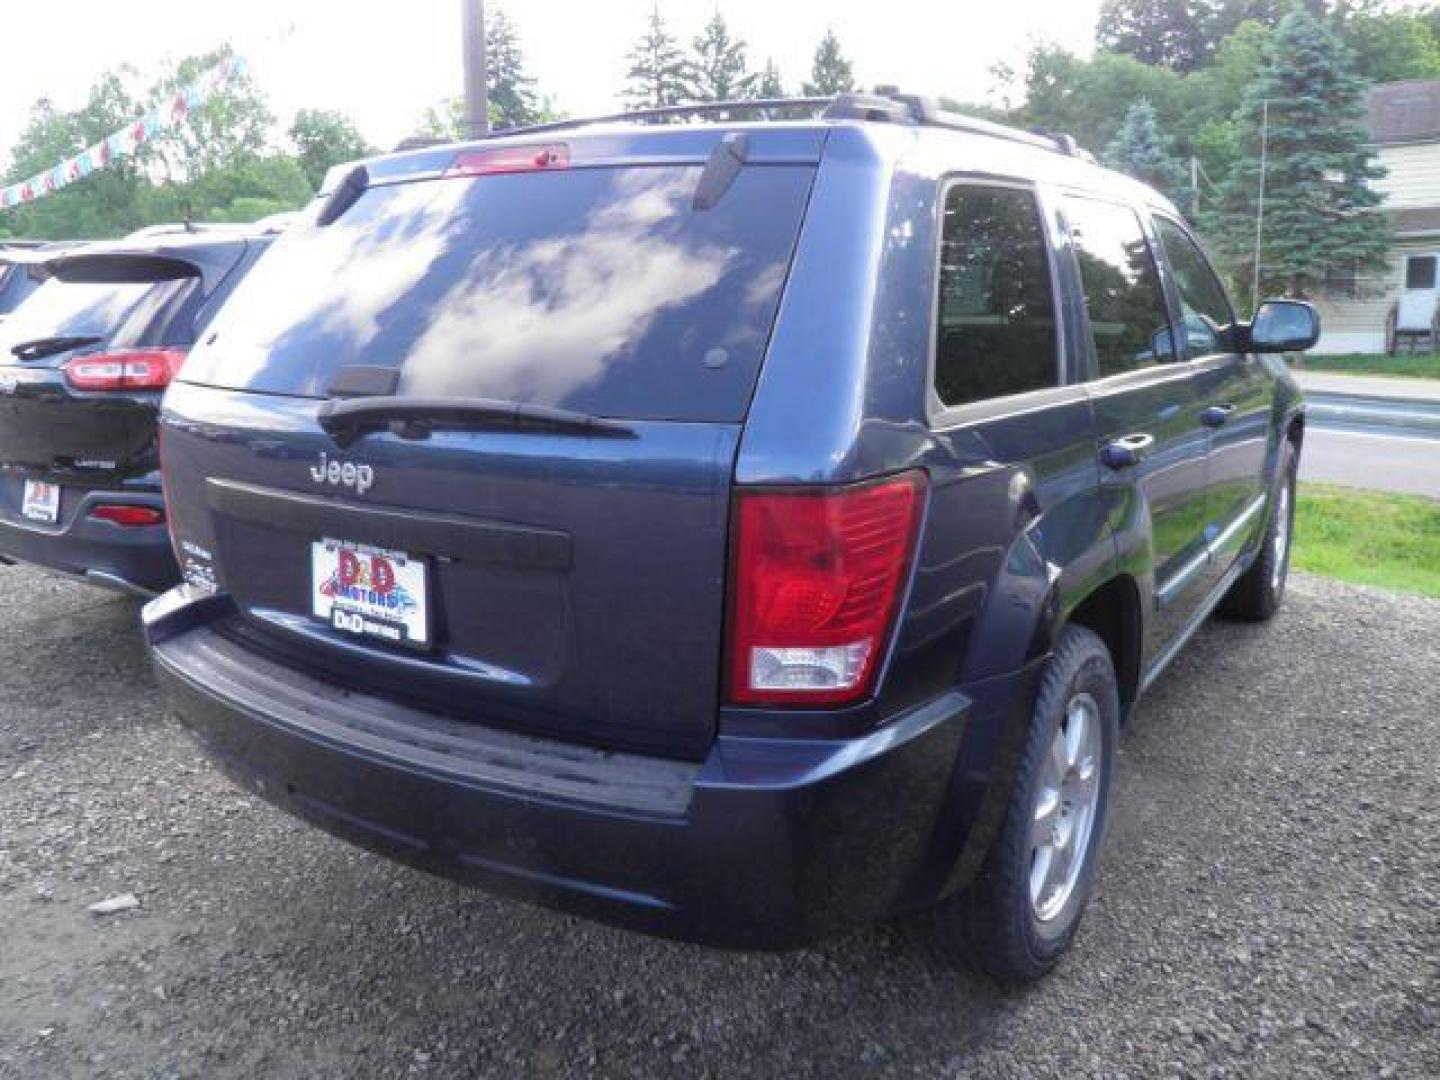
[1325,260,1358,300]
[1405,255,1437,291]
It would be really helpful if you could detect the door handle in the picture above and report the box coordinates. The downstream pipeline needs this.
[1200,404,1235,428]
[1100,433,1155,470]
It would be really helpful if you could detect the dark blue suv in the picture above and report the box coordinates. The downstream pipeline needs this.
[144,95,1316,982]
[0,231,273,595]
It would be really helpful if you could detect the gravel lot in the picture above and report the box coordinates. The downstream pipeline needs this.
[0,566,1436,1079]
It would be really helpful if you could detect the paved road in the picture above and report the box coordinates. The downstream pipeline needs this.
[1,567,1437,1079]
[1301,425,1440,497]
[1291,370,1440,403]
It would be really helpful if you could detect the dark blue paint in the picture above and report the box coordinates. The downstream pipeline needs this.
[0,233,272,595]
[142,119,1306,946]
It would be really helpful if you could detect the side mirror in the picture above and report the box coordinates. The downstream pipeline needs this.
[1250,299,1320,353]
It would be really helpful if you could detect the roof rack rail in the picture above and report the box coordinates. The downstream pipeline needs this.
[468,90,1093,162]
[510,97,832,137]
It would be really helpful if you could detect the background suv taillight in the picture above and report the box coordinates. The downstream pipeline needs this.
[62,347,189,391]
[726,470,926,707]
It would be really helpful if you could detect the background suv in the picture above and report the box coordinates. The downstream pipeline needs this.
[143,94,1315,983]
[0,230,274,595]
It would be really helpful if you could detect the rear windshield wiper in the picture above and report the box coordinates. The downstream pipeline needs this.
[10,334,103,361]
[316,395,635,446]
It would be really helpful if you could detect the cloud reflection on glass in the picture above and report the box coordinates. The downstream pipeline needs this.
[182,163,815,422]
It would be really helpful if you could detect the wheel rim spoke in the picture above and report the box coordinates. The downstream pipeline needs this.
[1272,483,1290,590]
[1063,702,1088,769]
[1031,785,1060,847]
[1029,690,1105,924]
[1029,844,1055,910]
[1047,729,1069,784]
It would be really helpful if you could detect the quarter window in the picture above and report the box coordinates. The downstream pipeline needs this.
[1064,197,1175,377]
[933,185,1058,407]
[1154,217,1236,358]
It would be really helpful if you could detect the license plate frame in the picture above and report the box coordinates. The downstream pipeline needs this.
[311,538,431,649]
[21,480,60,524]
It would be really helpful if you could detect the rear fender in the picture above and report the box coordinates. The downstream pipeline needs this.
[958,486,1126,684]
[903,489,1129,903]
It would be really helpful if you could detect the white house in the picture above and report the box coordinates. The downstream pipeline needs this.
[1312,78,1440,355]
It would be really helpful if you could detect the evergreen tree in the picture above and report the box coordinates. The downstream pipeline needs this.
[486,9,540,129]
[691,12,755,102]
[1104,100,1192,208]
[623,7,696,110]
[802,29,856,96]
[753,59,785,99]
[1204,9,1388,303]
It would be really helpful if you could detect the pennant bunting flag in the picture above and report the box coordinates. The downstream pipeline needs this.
[1,56,247,211]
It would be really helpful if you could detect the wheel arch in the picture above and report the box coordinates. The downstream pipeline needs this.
[1063,574,1144,718]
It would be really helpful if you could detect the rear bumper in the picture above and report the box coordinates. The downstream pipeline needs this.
[144,587,975,948]
[0,487,175,596]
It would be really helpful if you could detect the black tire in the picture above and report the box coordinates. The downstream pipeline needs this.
[1220,441,1297,621]
[925,624,1119,985]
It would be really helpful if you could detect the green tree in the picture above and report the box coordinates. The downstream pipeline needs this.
[1096,0,1213,72]
[185,156,313,222]
[289,109,373,191]
[623,7,696,110]
[1105,100,1193,206]
[802,29,856,96]
[2,71,149,239]
[1019,46,1185,155]
[1337,9,1440,83]
[486,8,541,128]
[1176,19,1272,181]
[145,45,272,183]
[753,59,785,99]
[1205,9,1388,302]
[691,12,755,102]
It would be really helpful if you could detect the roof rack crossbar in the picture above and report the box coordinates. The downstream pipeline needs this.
[455,91,1092,162]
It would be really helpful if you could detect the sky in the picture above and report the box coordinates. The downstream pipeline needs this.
[0,0,1104,166]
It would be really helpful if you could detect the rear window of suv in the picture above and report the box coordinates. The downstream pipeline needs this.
[0,275,191,355]
[179,164,817,423]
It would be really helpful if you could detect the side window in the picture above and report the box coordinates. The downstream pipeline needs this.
[934,185,1058,407]
[1063,197,1175,377]
[1154,216,1236,358]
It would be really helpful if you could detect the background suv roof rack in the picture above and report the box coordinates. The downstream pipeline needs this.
[471,91,1092,162]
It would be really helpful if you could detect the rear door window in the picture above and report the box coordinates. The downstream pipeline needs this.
[179,164,817,423]
[934,184,1058,407]
[1063,197,1175,377]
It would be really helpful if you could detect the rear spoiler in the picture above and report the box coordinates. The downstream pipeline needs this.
[0,239,251,298]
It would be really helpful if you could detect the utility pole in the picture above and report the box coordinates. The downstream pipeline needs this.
[1251,98,1269,314]
[462,0,489,139]
[1190,156,1200,218]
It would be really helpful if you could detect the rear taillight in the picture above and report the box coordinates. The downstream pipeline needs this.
[62,347,188,391]
[726,471,926,707]
[88,504,164,527]
[444,143,570,178]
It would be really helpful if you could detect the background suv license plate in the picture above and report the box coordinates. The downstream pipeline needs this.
[311,539,430,648]
[21,480,60,524]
